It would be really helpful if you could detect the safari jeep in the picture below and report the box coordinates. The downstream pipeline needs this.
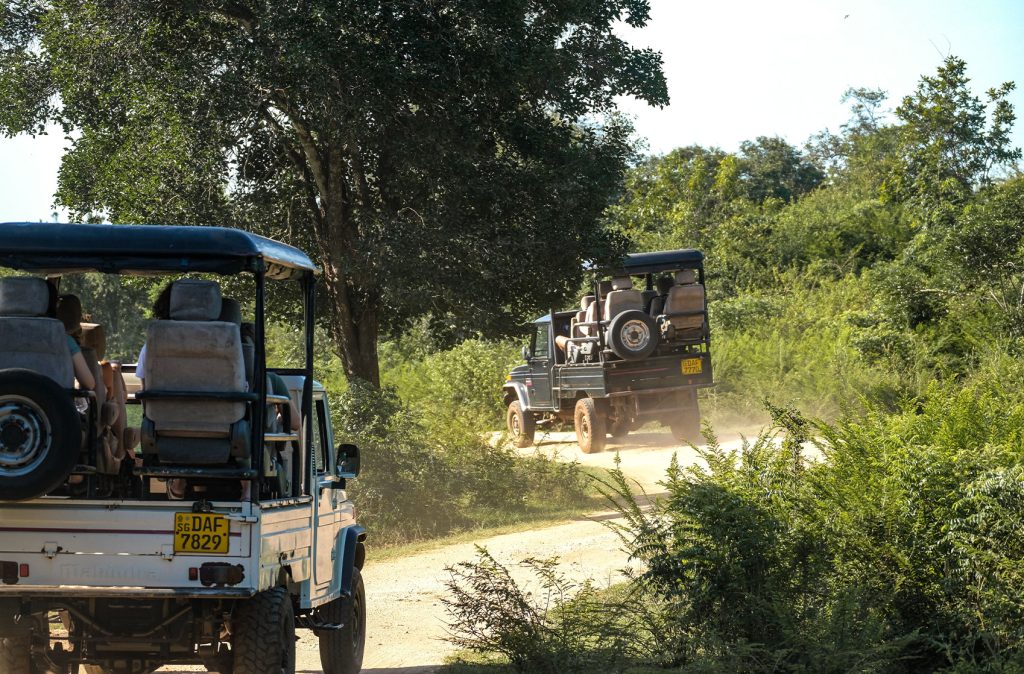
[504,249,713,453]
[0,223,365,674]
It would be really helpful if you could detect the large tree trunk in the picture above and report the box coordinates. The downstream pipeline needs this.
[320,259,381,386]
[317,185,381,387]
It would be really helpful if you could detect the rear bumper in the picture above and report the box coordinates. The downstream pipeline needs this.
[0,584,254,599]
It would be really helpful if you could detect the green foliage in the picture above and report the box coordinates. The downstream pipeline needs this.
[1,0,668,383]
[444,549,656,674]
[381,336,521,432]
[333,380,588,545]
[882,56,1021,227]
[591,365,1024,670]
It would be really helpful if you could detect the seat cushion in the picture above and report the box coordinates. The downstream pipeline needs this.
[144,320,246,434]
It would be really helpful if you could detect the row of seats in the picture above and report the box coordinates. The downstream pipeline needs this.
[570,270,706,342]
[0,277,136,478]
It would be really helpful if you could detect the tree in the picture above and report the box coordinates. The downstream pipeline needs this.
[882,55,1020,227]
[0,1,668,385]
[736,136,823,204]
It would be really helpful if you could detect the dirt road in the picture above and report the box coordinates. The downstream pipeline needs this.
[160,428,761,674]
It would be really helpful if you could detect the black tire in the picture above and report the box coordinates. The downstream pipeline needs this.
[0,635,32,674]
[607,310,659,361]
[319,568,366,674]
[574,398,605,454]
[0,369,81,501]
[608,417,630,441]
[670,401,702,445]
[232,587,296,674]
[506,401,535,448]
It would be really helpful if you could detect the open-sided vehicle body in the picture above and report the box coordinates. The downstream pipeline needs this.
[503,249,712,453]
[0,223,365,674]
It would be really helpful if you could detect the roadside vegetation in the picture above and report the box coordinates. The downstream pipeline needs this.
[442,56,1024,673]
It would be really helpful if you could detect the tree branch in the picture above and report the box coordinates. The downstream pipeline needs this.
[268,92,329,199]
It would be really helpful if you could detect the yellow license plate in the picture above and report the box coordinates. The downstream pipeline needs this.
[681,358,703,375]
[174,513,230,555]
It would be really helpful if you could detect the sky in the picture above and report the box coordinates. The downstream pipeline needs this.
[1,0,1022,221]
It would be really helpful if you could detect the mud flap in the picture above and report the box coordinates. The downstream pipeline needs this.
[339,526,367,595]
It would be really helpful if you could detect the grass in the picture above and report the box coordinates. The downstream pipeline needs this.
[368,465,613,561]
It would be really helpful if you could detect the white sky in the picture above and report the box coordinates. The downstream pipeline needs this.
[1,0,1022,221]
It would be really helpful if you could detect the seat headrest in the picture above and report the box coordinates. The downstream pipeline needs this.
[0,277,50,317]
[81,323,107,360]
[598,280,613,295]
[169,280,222,321]
[56,294,84,336]
[611,276,633,291]
[581,295,595,311]
[218,298,242,326]
[675,269,697,285]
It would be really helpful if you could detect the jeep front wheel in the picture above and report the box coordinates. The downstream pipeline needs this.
[574,398,605,454]
[506,401,535,448]
[232,587,296,674]
[320,567,366,674]
[670,402,702,446]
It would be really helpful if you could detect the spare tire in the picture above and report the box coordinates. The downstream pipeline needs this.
[607,310,659,360]
[0,369,81,501]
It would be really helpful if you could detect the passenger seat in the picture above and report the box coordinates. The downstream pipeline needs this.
[140,280,250,466]
[0,277,73,387]
[662,270,706,337]
[602,276,643,322]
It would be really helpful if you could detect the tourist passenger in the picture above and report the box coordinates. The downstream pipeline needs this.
[49,288,95,390]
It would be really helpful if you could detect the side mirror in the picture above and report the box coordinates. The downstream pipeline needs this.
[521,345,530,361]
[336,443,360,478]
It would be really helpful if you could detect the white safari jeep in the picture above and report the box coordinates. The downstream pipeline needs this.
[0,223,366,674]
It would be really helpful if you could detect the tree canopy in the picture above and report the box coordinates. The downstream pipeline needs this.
[0,0,668,384]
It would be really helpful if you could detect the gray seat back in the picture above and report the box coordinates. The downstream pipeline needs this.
[0,278,73,387]
[663,270,705,332]
[602,276,643,322]
[144,281,247,441]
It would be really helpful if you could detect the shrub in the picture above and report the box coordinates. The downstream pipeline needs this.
[336,381,589,545]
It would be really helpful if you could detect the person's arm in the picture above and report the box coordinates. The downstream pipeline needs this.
[136,343,147,389]
[72,351,96,390]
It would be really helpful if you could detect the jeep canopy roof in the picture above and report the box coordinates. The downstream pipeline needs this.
[0,222,316,280]
[606,249,704,276]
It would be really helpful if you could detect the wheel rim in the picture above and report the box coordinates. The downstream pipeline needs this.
[0,395,52,478]
[580,415,590,444]
[510,412,521,437]
[620,319,651,352]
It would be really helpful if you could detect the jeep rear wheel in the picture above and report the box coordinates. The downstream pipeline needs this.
[0,369,81,501]
[506,401,535,448]
[574,398,605,454]
[319,567,366,674]
[232,587,296,674]
[0,635,32,674]
[608,417,630,441]
[670,401,702,445]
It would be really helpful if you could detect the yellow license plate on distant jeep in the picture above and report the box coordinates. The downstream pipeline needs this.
[681,358,703,375]
[174,513,230,555]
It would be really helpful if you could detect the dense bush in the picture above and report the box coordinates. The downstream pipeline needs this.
[335,380,588,545]
[595,359,1024,672]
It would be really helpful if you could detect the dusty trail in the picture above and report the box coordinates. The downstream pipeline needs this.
[159,427,763,674]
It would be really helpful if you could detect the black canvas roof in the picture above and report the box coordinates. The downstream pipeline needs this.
[0,222,316,279]
[614,249,704,275]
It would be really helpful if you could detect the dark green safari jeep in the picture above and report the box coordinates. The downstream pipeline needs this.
[503,249,713,453]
